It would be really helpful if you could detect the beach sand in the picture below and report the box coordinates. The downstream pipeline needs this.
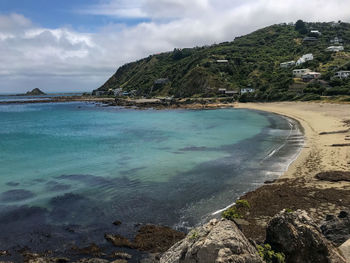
[234,102,350,241]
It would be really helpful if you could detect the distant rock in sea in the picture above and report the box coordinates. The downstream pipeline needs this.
[25,88,46,96]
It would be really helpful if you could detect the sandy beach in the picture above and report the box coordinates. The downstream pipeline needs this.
[233,102,350,241]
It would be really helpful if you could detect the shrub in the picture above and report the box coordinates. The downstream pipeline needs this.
[222,199,250,220]
[257,244,286,263]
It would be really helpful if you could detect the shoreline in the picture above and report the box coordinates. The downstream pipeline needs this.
[233,102,350,241]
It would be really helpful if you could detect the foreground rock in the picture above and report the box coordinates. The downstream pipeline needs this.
[160,219,263,263]
[321,210,350,246]
[266,209,346,263]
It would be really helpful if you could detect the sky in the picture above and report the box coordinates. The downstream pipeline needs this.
[0,0,350,93]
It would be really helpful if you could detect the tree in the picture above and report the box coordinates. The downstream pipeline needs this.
[295,20,307,34]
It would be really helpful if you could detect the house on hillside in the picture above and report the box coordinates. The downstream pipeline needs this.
[296,54,313,66]
[240,88,255,94]
[335,71,350,79]
[280,61,295,68]
[330,37,343,45]
[154,78,170,85]
[326,46,344,52]
[216,60,228,63]
[303,37,317,42]
[114,88,123,96]
[310,30,321,35]
[301,72,321,82]
[218,88,227,94]
[225,90,239,96]
[293,69,311,78]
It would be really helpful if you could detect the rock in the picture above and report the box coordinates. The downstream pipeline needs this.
[76,259,109,263]
[266,209,346,263]
[321,210,350,246]
[109,252,131,260]
[71,243,103,257]
[159,219,263,263]
[112,220,122,226]
[316,171,350,182]
[104,234,134,248]
[110,260,128,263]
[133,224,186,253]
[339,239,350,262]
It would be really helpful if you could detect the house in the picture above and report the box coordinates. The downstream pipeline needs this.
[280,61,295,68]
[310,30,321,35]
[301,72,321,82]
[296,54,313,66]
[326,46,344,52]
[114,88,123,96]
[218,88,227,94]
[330,37,343,45]
[240,88,255,94]
[216,60,228,63]
[293,69,311,78]
[303,37,318,42]
[335,71,350,79]
[154,78,170,85]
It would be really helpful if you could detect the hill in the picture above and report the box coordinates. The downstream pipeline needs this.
[24,88,46,96]
[93,21,350,101]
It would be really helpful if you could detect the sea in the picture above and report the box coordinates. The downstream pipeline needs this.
[0,101,303,260]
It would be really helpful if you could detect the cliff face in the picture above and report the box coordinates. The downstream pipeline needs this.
[94,21,350,99]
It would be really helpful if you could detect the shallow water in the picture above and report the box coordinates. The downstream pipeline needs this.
[0,102,303,256]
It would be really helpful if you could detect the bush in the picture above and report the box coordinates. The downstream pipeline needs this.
[222,199,250,220]
[257,244,286,263]
[300,94,321,101]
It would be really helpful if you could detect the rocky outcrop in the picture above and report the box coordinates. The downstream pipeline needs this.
[266,209,346,263]
[159,219,263,263]
[321,210,350,246]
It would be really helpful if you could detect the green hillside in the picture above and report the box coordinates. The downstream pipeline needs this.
[93,21,350,101]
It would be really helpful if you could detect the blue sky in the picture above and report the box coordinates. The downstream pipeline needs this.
[0,0,148,30]
[0,0,349,93]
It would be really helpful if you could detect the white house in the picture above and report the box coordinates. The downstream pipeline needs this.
[310,30,321,35]
[293,69,311,78]
[218,88,226,94]
[114,88,123,96]
[240,88,255,94]
[280,61,295,68]
[335,71,350,79]
[326,46,344,52]
[296,54,313,66]
[216,60,228,63]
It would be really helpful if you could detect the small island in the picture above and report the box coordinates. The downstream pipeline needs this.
[24,88,46,96]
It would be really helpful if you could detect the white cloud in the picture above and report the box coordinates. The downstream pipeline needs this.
[1,0,350,93]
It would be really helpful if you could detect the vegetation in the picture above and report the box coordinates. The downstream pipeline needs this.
[257,244,286,263]
[94,21,350,101]
[222,199,250,220]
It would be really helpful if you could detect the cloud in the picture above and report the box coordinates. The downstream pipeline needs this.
[1,0,350,93]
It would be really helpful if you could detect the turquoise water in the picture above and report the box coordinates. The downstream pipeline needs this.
[0,102,303,255]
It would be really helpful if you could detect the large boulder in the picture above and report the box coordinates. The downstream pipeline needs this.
[266,209,346,263]
[321,210,350,246]
[159,219,263,263]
